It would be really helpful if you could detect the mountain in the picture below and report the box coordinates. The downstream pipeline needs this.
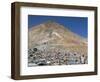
[28,20,88,66]
[28,20,87,53]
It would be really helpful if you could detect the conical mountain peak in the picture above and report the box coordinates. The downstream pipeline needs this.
[28,20,87,48]
[43,20,62,28]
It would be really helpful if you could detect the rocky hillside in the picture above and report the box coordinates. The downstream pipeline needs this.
[28,20,88,66]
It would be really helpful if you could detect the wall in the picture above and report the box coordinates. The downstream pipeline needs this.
[0,0,100,82]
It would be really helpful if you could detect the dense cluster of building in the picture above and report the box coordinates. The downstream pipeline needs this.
[28,45,87,67]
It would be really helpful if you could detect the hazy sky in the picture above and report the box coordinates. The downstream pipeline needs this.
[28,15,88,38]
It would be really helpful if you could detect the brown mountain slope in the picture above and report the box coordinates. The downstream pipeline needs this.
[28,21,87,51]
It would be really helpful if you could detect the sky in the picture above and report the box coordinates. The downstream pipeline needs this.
[28,15,88,38]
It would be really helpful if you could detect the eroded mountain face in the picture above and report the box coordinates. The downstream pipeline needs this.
[28,21,88,66]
